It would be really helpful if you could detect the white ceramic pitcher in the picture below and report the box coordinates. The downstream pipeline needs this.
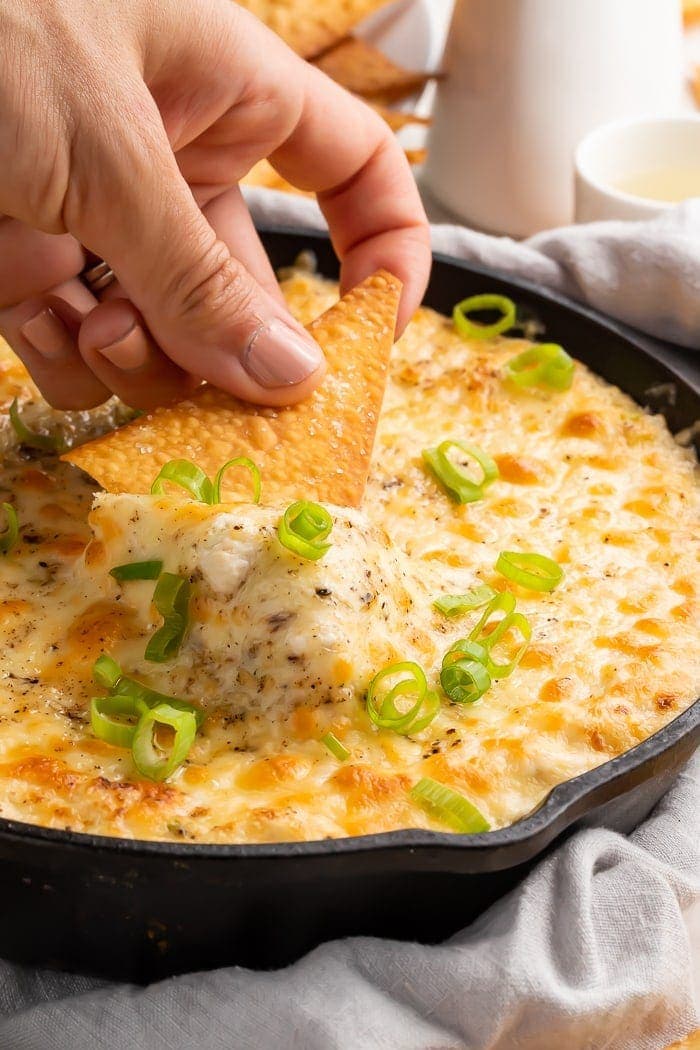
[423,0,684,236]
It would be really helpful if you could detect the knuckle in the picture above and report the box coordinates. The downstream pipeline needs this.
[163,239,259,329]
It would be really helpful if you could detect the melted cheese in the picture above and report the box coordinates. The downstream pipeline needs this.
[0,271,697,843]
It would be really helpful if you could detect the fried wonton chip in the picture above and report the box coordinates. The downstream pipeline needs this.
[241,159,314,196]
[404,147,427,167]
[691,65,700,108]
[683,0,700,25]
[368,102,431,132]
[63,271,402,507]
[236,0,395,59]
[314,36,435,104]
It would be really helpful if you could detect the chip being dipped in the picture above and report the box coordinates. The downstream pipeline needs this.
[62,270,402,507]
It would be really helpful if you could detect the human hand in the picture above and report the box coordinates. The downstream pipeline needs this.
[0,0,430,410]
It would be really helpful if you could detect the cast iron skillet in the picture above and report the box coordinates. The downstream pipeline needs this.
[0,227,697,982]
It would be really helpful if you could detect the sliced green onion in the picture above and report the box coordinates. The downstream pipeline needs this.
[92,654,123,690]
[495,551,564,592]
[433,584,496,617]
[480,611,531,679]
[131,702,197,782]
[467,595,531,679]
[411,777,490,833]
[91,694,144,749]
[150,459,214,502]
[321,731,350,761]
[504,344,575,391]
[422,441,499,504]
[212,457,262,504]
[9,398,62,452]
[366,661,439,735]
[0,503,19,555]
[110,559,163,582]
[468,591,516,647]
[440,657,491,704]
[144,572,190,662]
[115,678,205,728]
[443,638,490,667]
[453,294,516,341]
[278,500,333,561]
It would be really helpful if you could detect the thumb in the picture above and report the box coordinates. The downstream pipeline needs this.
[65,92,325,406]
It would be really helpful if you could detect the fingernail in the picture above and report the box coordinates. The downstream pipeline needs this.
[96,322,149,372]
[20,308,73,360]
[243,320,324,388]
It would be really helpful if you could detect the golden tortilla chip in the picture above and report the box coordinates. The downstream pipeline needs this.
[63,271,402,508]
[314,36,435,104]
[236,0,394,59]
[663,1030,700,1050]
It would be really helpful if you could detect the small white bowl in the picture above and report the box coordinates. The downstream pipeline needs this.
[574,115,700,223]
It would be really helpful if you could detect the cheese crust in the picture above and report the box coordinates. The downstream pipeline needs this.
[0,270,697,843]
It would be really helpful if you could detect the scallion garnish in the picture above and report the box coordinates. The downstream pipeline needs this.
[212,457,262,505]
[91,694,144,749]
[422,440,499,504]
[433,584,496,617]
[92,653,123,690]
[277,500,333,561]
[495,551,564,592]
[91,656,204,779]
[411,777,490,833]
[321,731,350,761]
[453,294,516,341]
[150,457,261,505]
[468,593,531,679]
[144,572,190,662]
[110,559,163,582]
[440,657,491,704]
[504,344,574,391]
[131,702,197,782]
[366,661,439,735]
[0,503,19,555]
[9,398,62,452]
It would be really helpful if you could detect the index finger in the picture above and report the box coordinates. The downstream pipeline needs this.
[268,67,431,334]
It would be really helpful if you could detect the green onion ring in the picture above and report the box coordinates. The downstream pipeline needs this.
[90,694,144,749]
[476,609,532,679]
[468,591,516,647]
[442,638,490,668]
[92,654,124,690]
[131,702,197,782]
[150,459,214,502]
[433,585,496,617]
[144,572,191,663]
[108,671,205,728]
[277,500,333,561]
[440,657,491,704]
[0,503,19,555]
[110,559,163,582]
[9,398,62,452]
[495,550,564,592]
[366,661,439,735]
[504,344,575,391]
[321,731,350,761]
[212,457,262,505]
[453,294,516,341]
[422,440,499,504]
[411,776,490,833]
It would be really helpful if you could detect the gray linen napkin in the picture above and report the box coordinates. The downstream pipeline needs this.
[0,192,697,1050]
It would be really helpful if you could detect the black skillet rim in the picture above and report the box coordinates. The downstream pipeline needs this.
[0,225,696,862]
